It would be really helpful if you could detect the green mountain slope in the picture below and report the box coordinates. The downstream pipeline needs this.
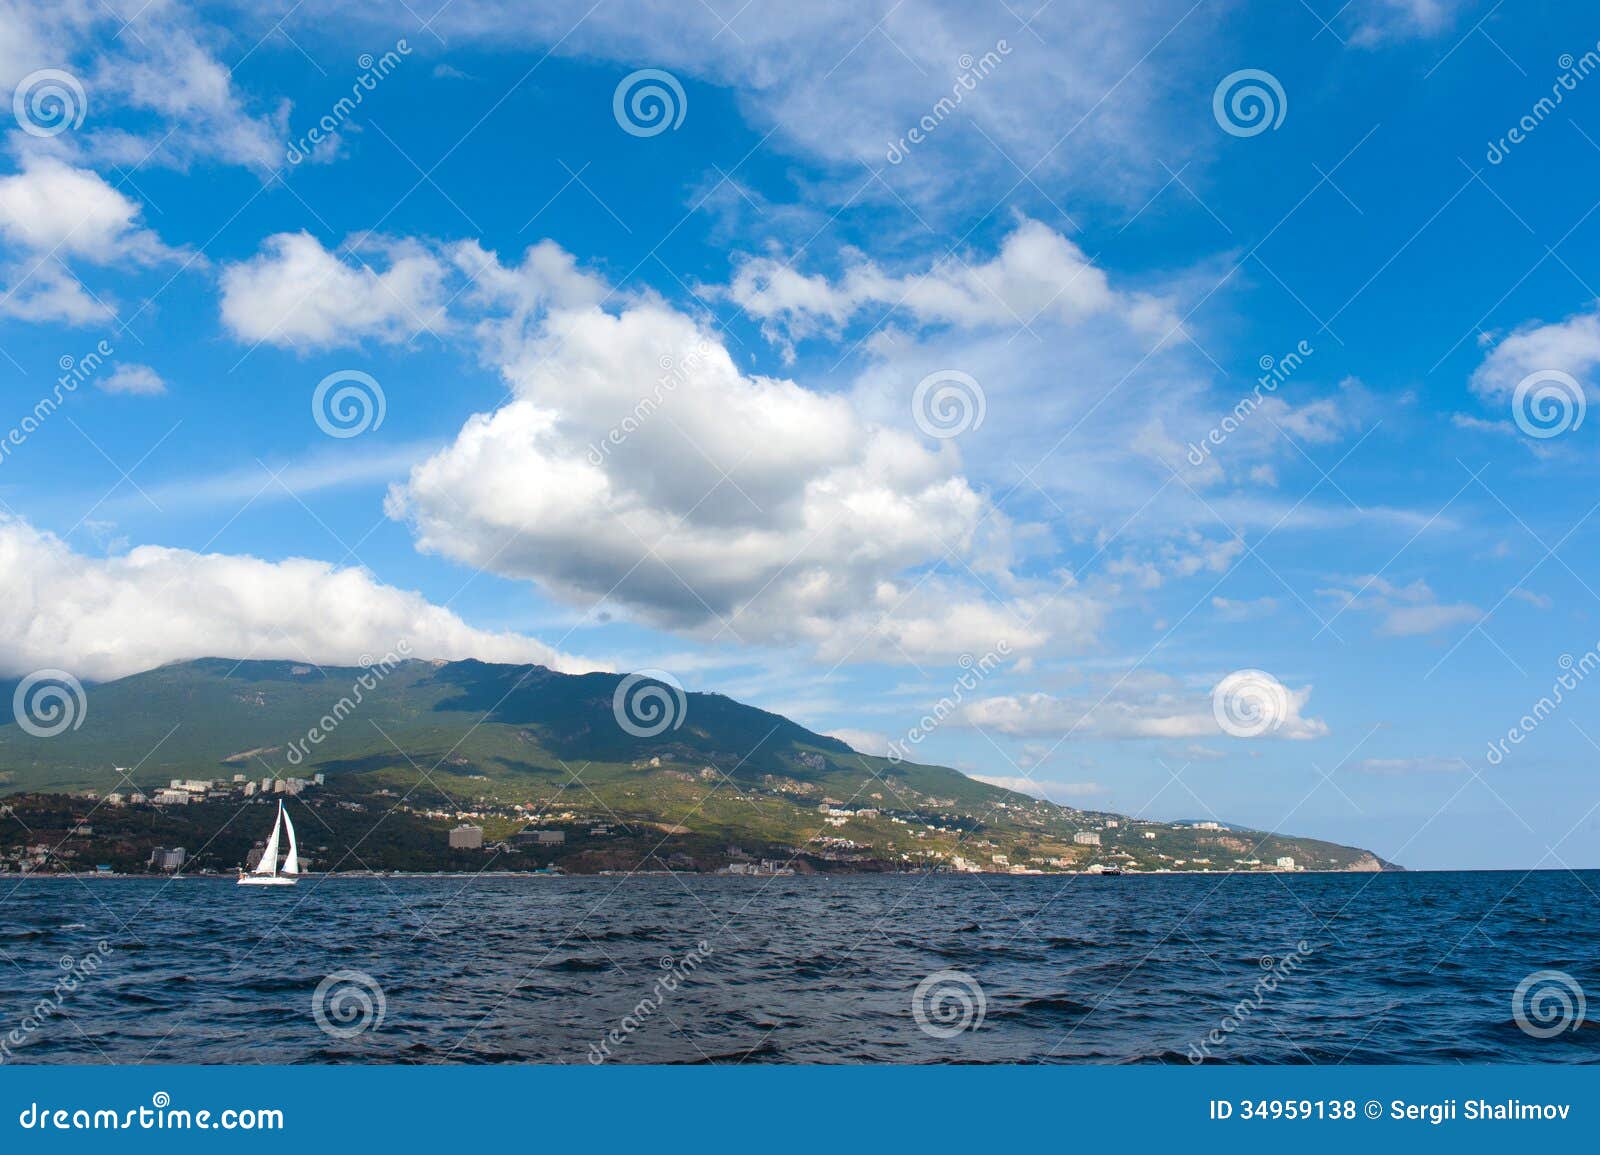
[0,659,1393,873]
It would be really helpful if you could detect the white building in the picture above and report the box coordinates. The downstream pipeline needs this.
[1073,831,1101,846]
[148,847,186,871]
[1275,856,1297,870]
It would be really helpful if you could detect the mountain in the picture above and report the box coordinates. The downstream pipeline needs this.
[0,658,1393,874]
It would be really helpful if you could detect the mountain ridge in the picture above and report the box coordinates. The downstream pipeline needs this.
[0,657,1395,874]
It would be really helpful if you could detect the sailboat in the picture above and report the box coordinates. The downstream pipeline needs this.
[237,800,299,887]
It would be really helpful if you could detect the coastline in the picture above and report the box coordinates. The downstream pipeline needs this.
[1,865,1443,880]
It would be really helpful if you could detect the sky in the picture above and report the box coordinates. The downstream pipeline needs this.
[1,0,1598,870]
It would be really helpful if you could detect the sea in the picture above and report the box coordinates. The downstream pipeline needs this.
[0,871,1595,1064]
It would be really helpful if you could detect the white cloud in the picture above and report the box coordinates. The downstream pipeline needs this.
[1211,595,1278,621]
[384,240,1096,664]
[129,443,433,513]
[826,728,890,756]
[1316,574,1481,637]
[2,3,284,173]
[0,156,179,261]
[98,363,166,395]
[0,0,96,92]
[0,261,107,324]
[0,515,595,682]
[970,774,1104,802]
[726,217,1178,355]
[87,24,285,172]
[329,0,1223,209]
[958,669,1328,741]
[218,231,450,350]
[1347,0,1463,45]
[1355,756,1468,775]
[1471,304,1600,404]
[0,156,181,323]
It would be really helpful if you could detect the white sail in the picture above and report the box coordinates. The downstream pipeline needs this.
[252,801,282,875]
[281,806,299,875]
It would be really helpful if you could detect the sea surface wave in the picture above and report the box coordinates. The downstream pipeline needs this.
[1,871,1596,1064]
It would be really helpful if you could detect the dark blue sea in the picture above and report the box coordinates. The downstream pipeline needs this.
[1,871,1596,1064]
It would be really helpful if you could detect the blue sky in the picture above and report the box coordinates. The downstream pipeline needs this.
[3,0,1599,869]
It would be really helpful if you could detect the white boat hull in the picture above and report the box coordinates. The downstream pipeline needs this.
[237,874,296,886]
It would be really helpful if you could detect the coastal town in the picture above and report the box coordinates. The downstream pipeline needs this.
[0,770,1346,877]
